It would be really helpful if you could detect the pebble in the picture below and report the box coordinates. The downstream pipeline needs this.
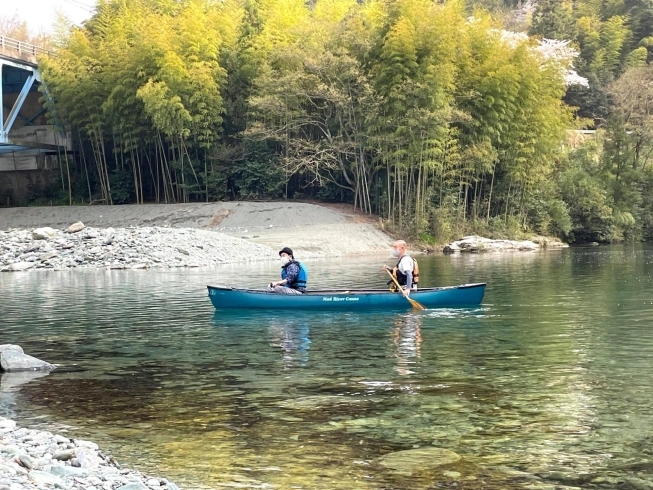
[0,416,180,489]
[1,226,277,272]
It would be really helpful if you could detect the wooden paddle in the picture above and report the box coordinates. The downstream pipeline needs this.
[386,270,425,310]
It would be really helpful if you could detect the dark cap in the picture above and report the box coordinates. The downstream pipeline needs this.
[279,247,293,257]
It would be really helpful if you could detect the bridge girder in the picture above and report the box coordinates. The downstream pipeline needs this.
[0,54,70,158]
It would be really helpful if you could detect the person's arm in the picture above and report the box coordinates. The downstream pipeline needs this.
[404,270,413,290]
[284,263,299,286]
[272,263,299,287]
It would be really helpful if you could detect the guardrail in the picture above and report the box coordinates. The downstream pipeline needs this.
[0,36,49,57]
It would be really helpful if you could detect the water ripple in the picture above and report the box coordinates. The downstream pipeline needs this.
[1,246,653,489]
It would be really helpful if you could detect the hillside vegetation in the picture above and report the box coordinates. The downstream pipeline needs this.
[10,0,653,243]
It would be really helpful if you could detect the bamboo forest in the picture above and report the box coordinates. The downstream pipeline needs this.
[4,0,653,244]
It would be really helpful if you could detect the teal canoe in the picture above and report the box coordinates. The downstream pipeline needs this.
[207,283,486,310]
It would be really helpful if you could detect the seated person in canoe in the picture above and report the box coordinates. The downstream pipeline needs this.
[383,240,419,297]
[268,247,308,294]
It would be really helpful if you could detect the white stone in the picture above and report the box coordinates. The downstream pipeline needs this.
[66,222,85,233]
[0,351,55,372]
[32,228,57,240]
[0,345,23,355]
[75,447,101,469]
[2,262,34,272]
[75,440,99,451]
[0,419,17,430]
[39,251,58,261]
[116,483,148,490]
[46,463,88,477]
[28,469,65,487]
[0,462,17,475]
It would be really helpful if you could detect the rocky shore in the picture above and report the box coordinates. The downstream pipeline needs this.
[442,235,568,253]
[0,416,179,490]
[0,202,396,271]
[0,203,570,273]
[1,224,278,272]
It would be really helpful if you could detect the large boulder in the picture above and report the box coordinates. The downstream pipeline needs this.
[66,221,85,233]
[442,243,460,254]
[32,227,57,240]
[0,350,55,372]
[0,345,24,354]
[443,235,543,253]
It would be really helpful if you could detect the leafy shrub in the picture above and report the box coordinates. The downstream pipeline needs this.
[108,170,135,204]
[229,158,285,199]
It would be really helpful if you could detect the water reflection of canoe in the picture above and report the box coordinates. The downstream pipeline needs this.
[207,283,486,310]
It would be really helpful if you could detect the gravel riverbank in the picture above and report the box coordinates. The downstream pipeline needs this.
[0,202,394,271]
[0,416,179,490]
[0,226,278,271]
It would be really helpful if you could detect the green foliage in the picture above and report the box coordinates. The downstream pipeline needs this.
[640,167,653,240]
[202,169,228,201]
[529,0,576,40]
[558,141,616,242]
[108,170,135,204]
[34,0,653,245]
[526,191,572,237]
[21,181,69,207]
[625,46,648,67]
[229,158,285,199]
[558,167,615,242]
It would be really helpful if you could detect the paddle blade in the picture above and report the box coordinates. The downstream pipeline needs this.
[408,297,426,310]
[386,269,425,310]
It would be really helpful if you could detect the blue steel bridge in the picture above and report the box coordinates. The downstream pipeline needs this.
[0,36,72,205]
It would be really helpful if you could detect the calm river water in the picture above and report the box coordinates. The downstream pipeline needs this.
[1,246,653,489]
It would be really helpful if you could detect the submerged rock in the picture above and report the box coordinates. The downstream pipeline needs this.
[279,395,364,410]
[378,447,461,473]
[0,371,50,392]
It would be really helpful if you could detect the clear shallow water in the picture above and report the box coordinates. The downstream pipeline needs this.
[1,246,653,489]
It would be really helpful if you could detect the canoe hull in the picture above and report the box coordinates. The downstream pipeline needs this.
[207,283,485,310]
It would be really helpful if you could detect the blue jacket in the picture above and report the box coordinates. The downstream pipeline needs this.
[281,260,308,291]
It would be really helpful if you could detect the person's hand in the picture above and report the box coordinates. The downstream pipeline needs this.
[383,265,391,271]
[402,287,410,298]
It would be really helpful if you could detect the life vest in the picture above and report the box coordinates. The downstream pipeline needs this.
[389,255,419,291]
[281,260,308,290]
